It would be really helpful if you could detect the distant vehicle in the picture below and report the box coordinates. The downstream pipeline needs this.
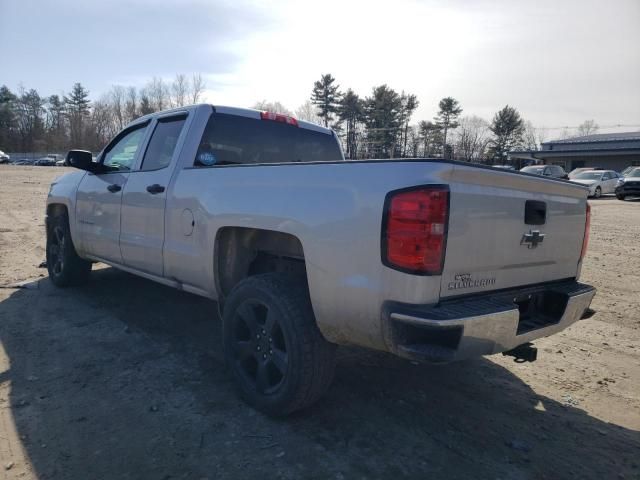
[616,168,640,200]
[55,159,67,166]
[520,165,569,179]
[621,166,639,177]
[34,157,57,166]
[569,167,604,179]
[0,150,10,164]
[570,170,621,198]
[491,164,515,170]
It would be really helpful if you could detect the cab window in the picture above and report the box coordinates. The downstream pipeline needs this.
[140,116,187,171]
[103,124,148,171]
[194,113,343,167]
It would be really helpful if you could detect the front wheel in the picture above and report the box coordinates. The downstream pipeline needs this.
[616,194,626,200]
[46,213,92,287]
[223,273,336,416]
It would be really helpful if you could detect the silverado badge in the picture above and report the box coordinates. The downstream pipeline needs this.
[521,230,545,249]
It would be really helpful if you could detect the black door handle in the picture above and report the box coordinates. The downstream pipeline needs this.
[146,184,165,194]
[107,184,122,193]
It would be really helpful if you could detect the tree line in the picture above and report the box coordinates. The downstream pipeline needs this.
[0,74,205,153]
[0,72,599,163]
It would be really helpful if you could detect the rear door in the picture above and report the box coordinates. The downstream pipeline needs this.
[440,164,588,298]
[604,171,618,193]
[120,113,188,276]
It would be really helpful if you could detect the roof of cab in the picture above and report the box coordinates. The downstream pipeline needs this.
[132,104,334,136]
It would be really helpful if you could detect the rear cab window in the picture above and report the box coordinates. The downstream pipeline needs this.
[194,112,343,167]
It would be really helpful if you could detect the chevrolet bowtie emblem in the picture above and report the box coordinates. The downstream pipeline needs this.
[521,230,545,249]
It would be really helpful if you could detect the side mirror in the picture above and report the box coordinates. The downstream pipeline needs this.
[66,150,95,171]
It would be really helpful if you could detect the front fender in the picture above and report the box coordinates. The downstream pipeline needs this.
[47,171,86,255]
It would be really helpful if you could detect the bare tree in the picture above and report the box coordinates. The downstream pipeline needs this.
[87,98,116,151]
[190,73,205,104]
[109,85,127,130]
[125,86,138,123]
[295,100,322,123]
[172,74,188,107]
[252,100,292,115]
[455,116,490,161]
[148,77,169,111]
[522,120,541,151]
[577,119,599,136]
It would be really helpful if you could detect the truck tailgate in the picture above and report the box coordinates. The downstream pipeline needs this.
[440,165,588,298]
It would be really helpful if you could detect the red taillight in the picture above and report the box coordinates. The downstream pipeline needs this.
[383,187,449,274]
[580,202,591,260]
[260,111,298,127]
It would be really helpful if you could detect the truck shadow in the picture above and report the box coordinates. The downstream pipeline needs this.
[0,267,638,479]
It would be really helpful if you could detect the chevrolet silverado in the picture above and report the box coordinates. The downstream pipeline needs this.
[46,104,595,415]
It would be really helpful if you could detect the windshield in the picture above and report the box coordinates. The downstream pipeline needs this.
[521,166,544,174]
[573,171,603,180]
[625,168,640,178]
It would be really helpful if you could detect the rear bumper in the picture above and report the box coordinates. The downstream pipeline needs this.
[383,280,596,363]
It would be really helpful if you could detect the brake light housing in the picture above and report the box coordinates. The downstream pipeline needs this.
[382,186,450,275]
[580,202,591,260]
[260,111,299,127]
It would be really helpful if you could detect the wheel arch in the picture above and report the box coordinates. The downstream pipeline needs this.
[214,227,307,303]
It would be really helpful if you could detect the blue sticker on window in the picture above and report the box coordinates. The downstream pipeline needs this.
[198,152,216,166]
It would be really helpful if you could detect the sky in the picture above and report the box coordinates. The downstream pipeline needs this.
[1,0,639,136]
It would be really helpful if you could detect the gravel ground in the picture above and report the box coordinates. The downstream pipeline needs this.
[0,165,639,479]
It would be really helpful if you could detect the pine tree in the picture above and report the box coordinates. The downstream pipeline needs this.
[0,85,18,150]
[64,83,91,146]
[488,105,525,162]
[338,89,365,159]
[16,88,45,151]
[418,120,442,157]
[434,97,462,158]
[310,74,341,127]
[364,85,403,158]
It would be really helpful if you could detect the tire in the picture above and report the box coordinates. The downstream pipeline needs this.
[46,212,92,287]
[593,186,602,198]
[616,194,626,200]
[223,273,336,416]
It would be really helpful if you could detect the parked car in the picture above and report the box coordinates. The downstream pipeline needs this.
[621,166,640,177]
[615,167,640,200]
[46,104,595,415]
[520,164,569,179]
[0,150,10,164]
[34,157,57,166]
[56,159,67,166]
[570,170,621,198]
[569,167,604,179]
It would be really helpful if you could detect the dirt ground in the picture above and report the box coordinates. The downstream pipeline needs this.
[0,165,639,480]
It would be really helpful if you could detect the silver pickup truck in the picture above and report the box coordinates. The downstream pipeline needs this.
[46,104,595,415]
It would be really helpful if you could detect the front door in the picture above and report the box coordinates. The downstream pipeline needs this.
[75,123,149,263]
[120,114,188,276]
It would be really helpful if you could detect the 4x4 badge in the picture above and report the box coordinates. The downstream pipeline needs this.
[521,230,545,249]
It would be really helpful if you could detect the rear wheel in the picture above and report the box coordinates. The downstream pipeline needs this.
[616,194,626,200]
[223,273,336,416]
[46,212,91,287]
[593,186,602,198]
